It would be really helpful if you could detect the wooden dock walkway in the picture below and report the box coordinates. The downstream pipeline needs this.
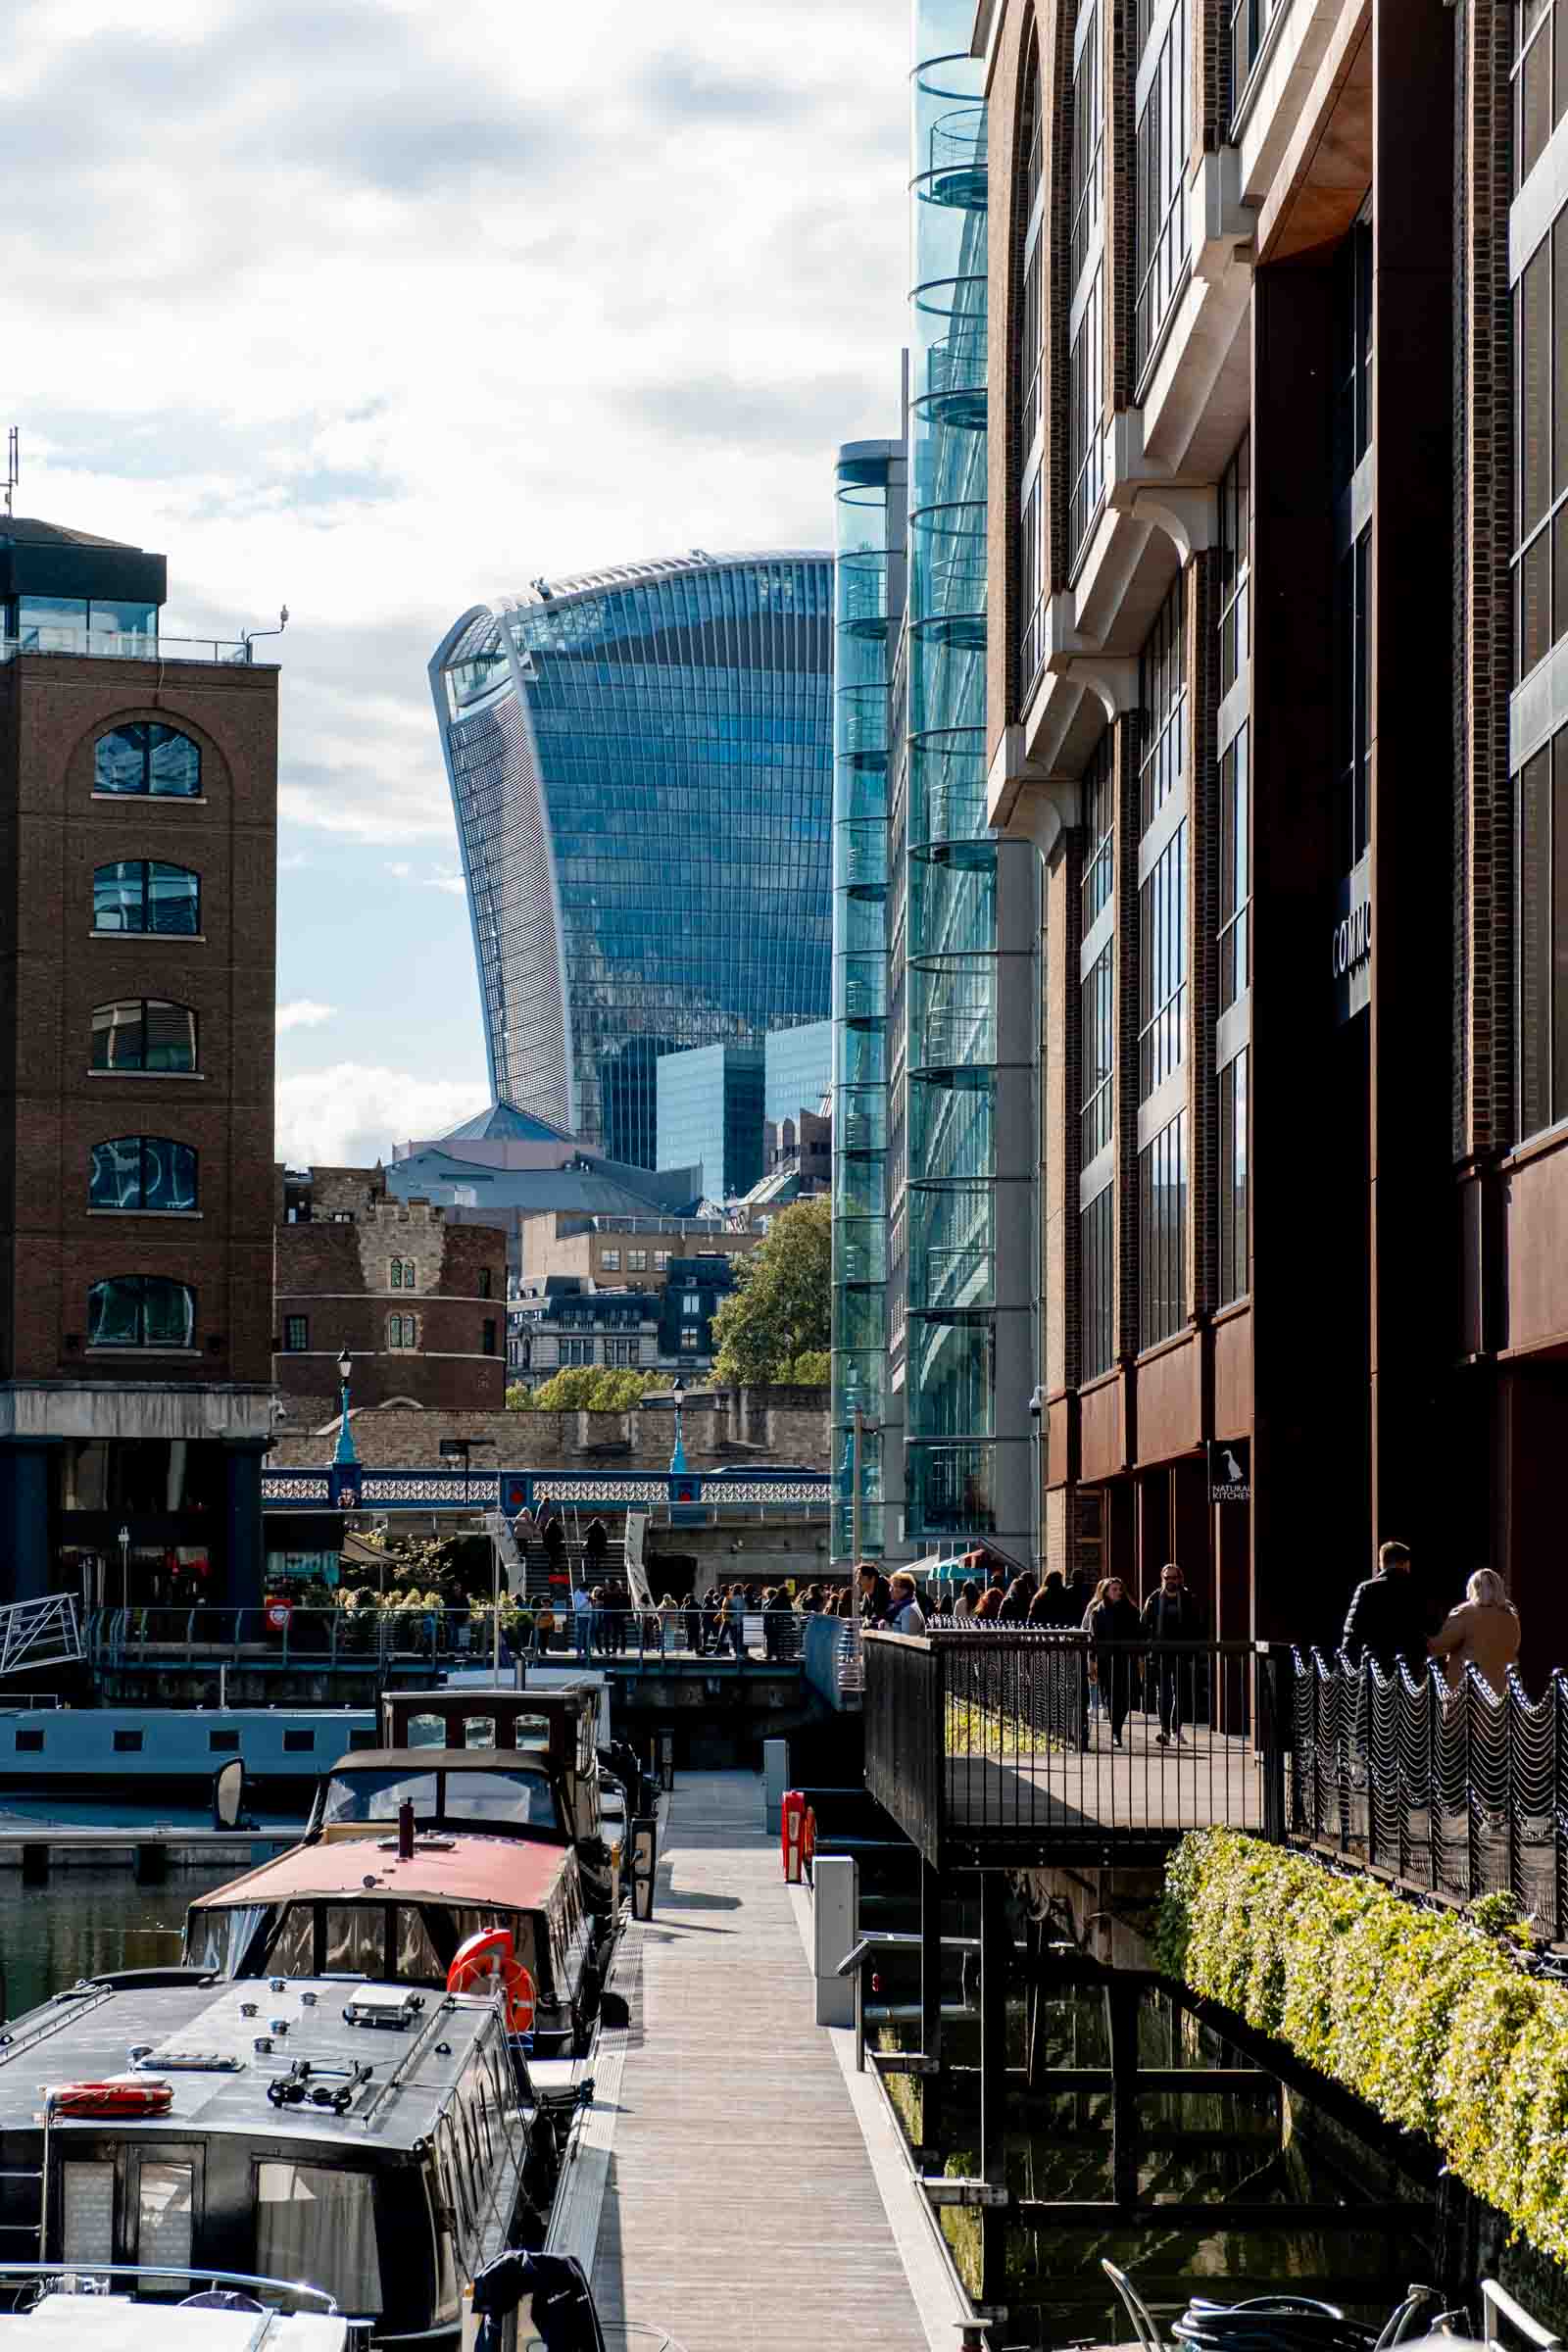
[578,1771,933,2352]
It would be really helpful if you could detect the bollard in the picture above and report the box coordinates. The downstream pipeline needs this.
[781,1788,807,1882]
[629,1816,657,1921]
[761,1739,789,1837]
[813,1852,858,2029]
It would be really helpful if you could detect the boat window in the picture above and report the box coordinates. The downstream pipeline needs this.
[406,1713,446,1749]
[324,1904,390,1978]
[463,1716,497,1749]
[465,2061,493,2166]
[255,2162,383,2317]
[439,1768,556,1829]
[187,1900,270,1977]
[136,2159,193,2289]
[439,2114,474,2244]
[265,1904,317,1978]
[395,1904,444,1981]
[60,2160,115,2267]
[322,1767,439,1823]
[428,2150,460,2324]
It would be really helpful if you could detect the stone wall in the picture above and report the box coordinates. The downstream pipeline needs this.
[270,1385,830,1471]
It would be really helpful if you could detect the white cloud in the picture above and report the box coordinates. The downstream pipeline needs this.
[424,867,467,898]
[385,860,414,880]
[275,1062,488,1168]
[276,998,337,1033]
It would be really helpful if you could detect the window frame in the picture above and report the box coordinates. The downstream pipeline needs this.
[86,1275,198,1353]
[88,1135,199,1214]
[91,859,201,939]
[90,1000,199,1076]
[92,722,202,800]
[283,1314,309,1353]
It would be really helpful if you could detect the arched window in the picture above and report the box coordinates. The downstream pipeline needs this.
[93,861,200,936]
[389,1257,416,1291]
[91,1002,198,1074]
[387,1313,418,1350]
[90,1138,198,1212]
[1018,45,1047,689]
[88,1276,196,1350]
[94,723,201,799]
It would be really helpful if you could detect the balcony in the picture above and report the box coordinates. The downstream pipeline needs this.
[0,629,254,665]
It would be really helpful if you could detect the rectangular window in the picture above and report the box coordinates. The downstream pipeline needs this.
[114,1730,144,1753]
[683,1292,702,1314]
[255,2163,383,2317]
[1517,726,1568,1139]
[1230,0,1279,120]
[1139,575,1187,834]
[601,1250,620,1271]
[283,1729,316,1753]
[627,1250,648,1270]
[208,1730,240,1753]
[1335,528,1372,864]
[1138,826,1188,1099]
[14,1729,42,1753]
[1081,1183,1115,1381]
[477,1266,491,1298]
[1218,728,1250,1010]
[1069,267,1105,562]
[1081,945,1114,1168]
[1081,737,1114,931]
[135,2160,194,2286]
[1513,213,1568,681]
[1138,1112,1188,1348]
[92,861,199,938]
[1135,0,1190,377]
[283,1315,308,1352]
[679,1328,700,1351]
[1019,461,1045,691]
[1513,0,1566,190]
[482,1318,497,1356]
[1334,214,1374,490]
[1218,434,1250,696]
[1069,3,1103,288]
[91,1001,198,1075]
[655,1250,670,1269]
[1218,1051,1250,1302]
[61,2162,116,2268]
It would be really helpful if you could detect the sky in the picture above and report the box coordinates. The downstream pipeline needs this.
[4,0,910,1167]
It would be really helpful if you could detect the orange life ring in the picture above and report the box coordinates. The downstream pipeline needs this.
[446,1927,536,2033]
[50,2081,174,2120]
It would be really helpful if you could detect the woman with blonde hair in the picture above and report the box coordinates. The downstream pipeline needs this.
[1428,1567,1520,1696]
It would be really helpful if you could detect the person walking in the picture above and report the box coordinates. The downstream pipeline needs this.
[570,1582,593,1663]
[1342,1541,1430,1677]
[584,1517,610,1573]
[1142,1561,1203,1744]
[1088,1575,1142,1745]
[886,1572,927,1636]
[856,1562,893,1626]
[1428,1568,1520,1696]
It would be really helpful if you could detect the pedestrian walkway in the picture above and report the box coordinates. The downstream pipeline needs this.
[583,1771,932,2352]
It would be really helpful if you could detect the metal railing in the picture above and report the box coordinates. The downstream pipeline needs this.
[88,1604,442,1670]
[0,1593,81,1681]
[1290,1647,1568,1939]
[0,630,253,664]
[535,1607,807,1666]
[864,1629,1288,1868]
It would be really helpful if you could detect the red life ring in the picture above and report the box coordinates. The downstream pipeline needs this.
[266,1601,291,1632]
[50,2081,174,2120]
[446,1928,536,2034]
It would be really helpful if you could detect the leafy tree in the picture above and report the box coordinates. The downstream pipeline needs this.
[711,1199,831,1385]
[786,1348,830,1387]
[514,1367,673,1412]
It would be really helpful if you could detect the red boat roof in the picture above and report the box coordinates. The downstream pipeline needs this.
[188,1831,571,1914]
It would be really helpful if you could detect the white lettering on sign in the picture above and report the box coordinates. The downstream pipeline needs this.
[1331,899,1372,981]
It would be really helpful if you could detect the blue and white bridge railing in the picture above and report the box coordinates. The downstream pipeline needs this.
[262,1465,834,1514]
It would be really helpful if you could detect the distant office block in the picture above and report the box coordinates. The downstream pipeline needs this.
[657,1043,764,1202]
[764,1020,833,1129]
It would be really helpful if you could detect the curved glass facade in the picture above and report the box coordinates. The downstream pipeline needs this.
[430,555,834,1167]
[904,0,1036,1549]
[832,442,906,1561]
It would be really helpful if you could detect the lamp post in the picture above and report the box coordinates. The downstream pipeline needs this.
[1029,1385,1046,1578]
[118,1524,130,1614]
[669,1378,688,1475]
[334,1352,358,1467]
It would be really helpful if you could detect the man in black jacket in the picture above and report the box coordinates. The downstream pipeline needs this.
[1141,1562,1204,1744]
[1342,1541,1429,1676]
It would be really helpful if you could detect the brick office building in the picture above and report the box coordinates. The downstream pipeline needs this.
[975,0,1565,1659]
[275,1165,507,1411]
[0,517,277,1605]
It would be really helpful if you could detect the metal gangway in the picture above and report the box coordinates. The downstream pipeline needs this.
[0,1592,82,1680]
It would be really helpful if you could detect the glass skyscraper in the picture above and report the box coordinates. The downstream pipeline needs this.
[429,554,834,1168]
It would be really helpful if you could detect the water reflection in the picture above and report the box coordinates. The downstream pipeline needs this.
[0,1866,233,2019]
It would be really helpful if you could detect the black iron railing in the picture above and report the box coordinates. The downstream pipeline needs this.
[1290,1647,1568,1938]
[863,1630,1288,1868]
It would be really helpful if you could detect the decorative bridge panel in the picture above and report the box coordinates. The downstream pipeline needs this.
[529,1478,670,1504]
[262,1467,833,1510]
[360,1474,502,1507]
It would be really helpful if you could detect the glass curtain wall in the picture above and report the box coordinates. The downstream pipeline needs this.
[833,445,906,1559]
[905,0,1036,1549]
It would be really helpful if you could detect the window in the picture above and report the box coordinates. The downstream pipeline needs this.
[1230,0,1280,117]
[61,2162,115,2267]
[283,1729,316,1753]
[389,1257,416,1291]
[655,1250,670,1269]
[14,1729,42,1753]
[1135,0,1190,376]
[1068,7,1105,564]
[560,1337,594,1365]
[1514,0,1566,191]
[1218,1050,1250,1301]
[1069,4,1103,288]
[135,2161,193,2286]
[88,1278,195,1351]
[683,1292,702,1314]
[482,1318,497,1356]
[1069,270,1106,563]
[1517,725,1568,1139]
[601,1249,620,1271]
[1139,576,1187,833]
[1218,435,1250,695]
[1334,213,1374,489]
[1218,730,1250,1010]
[255,2163,383,2318]
[1138,1113,1188,1348]
[477,1266,492,1298]
[606,1338,640,1367]
[1081,1183,1115,1381]
[283,1315,309,1352]
[1336,527,1372,864]
[1513,211,1568,681]
[1081,736,1113,931]
[387,1313,417,1349]
[1081,946,1114,1168]
[114,1729,145,1752]
[92,860,199,936]
[627,1250,648,1271]
[1018,49,1047,688]
[679,1329,700,1351]
[89,1136,197,1213]
[1139,829,1188,1099]
[209,1730,240,1753]
[91,1001,198,1074]
[93,722,201,799]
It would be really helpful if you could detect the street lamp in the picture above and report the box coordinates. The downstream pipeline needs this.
[334,1351,359,1468]
[1029,1385,1046,1577]
[118,1524,130,1614]
[669,1378,688,1475]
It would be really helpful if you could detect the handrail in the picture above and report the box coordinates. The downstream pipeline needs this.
[0,2259,339,2311]
[1482,2278,1563,2350]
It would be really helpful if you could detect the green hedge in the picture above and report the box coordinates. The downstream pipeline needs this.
[1158,1830,1568,2265]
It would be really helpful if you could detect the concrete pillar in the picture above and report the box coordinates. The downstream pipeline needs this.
[813,1852,858,2030]
[761,1738,789,1836]
[223,1441,268,1612]
[0,1443,56,1602]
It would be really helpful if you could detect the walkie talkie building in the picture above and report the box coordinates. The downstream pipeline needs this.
[429,553,834,1168]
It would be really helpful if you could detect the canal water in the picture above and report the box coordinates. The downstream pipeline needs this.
[0,1864,233,2020]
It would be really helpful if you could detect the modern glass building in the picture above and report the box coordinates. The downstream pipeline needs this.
[656,1042,764,1202]
[429,554,834,1168]
[764,1018,833,1128]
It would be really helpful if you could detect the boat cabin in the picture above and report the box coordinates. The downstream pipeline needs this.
[310,1748,568,1846]
[0,1975,534,2345]
[378,1686,603,1846]
[184,1831,596,2057]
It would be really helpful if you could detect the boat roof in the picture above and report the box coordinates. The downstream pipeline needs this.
[326,1748,552,1773]
[0,2302,351,2349]
[188,1831,572,1914]
[0,1978,501,2154]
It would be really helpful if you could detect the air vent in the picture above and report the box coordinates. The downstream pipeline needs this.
[342,1988,426,2032]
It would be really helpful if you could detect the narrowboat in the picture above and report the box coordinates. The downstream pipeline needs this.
[375,1686,612,1893]
[0,1971,553,2346]
[183,1818,603,2059]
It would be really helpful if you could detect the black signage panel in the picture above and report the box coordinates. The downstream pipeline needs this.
[1207,1439,1250,1505]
